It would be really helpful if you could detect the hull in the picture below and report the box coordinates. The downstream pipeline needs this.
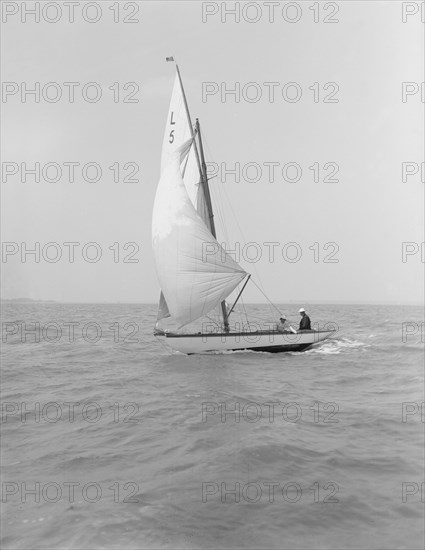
[161,330,335,354]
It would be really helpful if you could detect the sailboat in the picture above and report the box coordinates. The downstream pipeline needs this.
[152,59,335,354]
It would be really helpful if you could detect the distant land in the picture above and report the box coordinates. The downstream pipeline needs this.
[1,298,423,306]
[1,298,57,303]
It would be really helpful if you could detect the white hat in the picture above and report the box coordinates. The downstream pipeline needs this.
[299,308,305,313]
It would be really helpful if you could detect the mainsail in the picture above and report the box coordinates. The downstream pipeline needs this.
[152,140,247,327]
[157,70,213,322]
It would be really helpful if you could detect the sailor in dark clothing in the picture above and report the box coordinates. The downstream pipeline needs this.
[298,308,311,330]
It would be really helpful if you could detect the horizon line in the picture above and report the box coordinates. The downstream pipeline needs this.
[1,299,424,307]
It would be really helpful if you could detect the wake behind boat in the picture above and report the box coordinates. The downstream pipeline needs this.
[152,59,335,354]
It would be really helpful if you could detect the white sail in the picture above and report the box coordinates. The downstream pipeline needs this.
[152,140,247,327]
[161,75,193,173]
[157,71,212,321]
[161,74,211,225]
[157,291,170,320]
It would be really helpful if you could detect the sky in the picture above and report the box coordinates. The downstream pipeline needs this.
[1,0,424,304]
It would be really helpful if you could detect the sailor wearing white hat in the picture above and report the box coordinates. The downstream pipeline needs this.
[298,308,311,330]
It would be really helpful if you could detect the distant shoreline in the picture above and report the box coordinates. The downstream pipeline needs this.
[1,298,57,303]
[1,299,423,307]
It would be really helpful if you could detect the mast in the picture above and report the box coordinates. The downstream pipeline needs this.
[175,64,204,180]
[173,61,238,332]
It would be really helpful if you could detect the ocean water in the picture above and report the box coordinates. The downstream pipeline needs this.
[1,302,424,550]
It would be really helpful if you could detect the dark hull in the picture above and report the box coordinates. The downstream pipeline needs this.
[242,343,313,354]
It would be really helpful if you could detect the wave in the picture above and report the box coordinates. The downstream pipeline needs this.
[304,337,370,355]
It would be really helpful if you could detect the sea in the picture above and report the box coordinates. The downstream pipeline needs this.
[1,302,424,550]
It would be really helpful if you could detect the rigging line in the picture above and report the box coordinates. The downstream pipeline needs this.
[202,134,268,296]
[154,334,171,353]
[223,187,266,293]
[237,296,249,327]
[250,278,282,317]
[200,134,247,320]
[201,133,272,321]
